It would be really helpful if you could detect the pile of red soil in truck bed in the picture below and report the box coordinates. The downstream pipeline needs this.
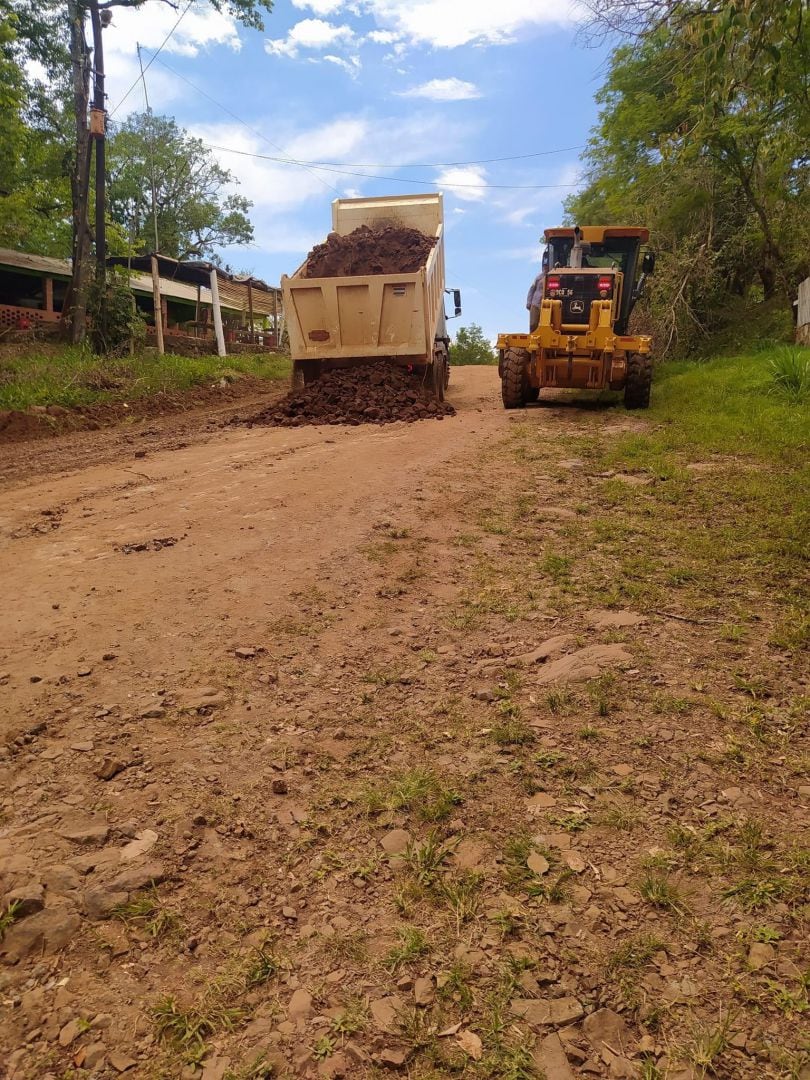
[302,225,436,277]
[240,362,454,427]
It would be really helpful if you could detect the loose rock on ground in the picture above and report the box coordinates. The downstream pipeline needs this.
[240,361,455,428]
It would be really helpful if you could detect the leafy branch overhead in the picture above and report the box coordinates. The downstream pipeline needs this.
[95,0,273,31]
[569,0,809,354]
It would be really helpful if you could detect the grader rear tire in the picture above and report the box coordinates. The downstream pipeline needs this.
[501,348,529,409]
[623,353,652,409]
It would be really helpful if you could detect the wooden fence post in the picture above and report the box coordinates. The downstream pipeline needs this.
[210,268,226,357]
[150,255,164,355]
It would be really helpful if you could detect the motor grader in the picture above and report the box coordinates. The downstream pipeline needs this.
[497,225,656,408]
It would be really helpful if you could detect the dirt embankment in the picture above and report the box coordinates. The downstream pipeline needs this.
[239,361,455,427]
[0,376,280,445]
[302,225,436,278]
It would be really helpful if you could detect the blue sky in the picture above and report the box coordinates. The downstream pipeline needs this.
[103,0,613,342]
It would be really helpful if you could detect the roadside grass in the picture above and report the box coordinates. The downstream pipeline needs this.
[501,349,809,637]
[0,343,291,410]
[149,944,285,1066]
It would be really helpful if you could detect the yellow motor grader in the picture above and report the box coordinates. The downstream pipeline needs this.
[497,225,656,408]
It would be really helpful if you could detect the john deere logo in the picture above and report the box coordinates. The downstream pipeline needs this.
[570,299,585,314]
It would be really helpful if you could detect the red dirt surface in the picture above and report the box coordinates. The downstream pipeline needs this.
[240,362,455,427]
[302,225,436,278]
[0,375,280,445]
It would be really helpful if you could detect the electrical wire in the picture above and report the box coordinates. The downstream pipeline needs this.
[153,56,581,186]
[289,146,586,169]
[153,56,341,195]
[108,0,194,117]
[203,143,581,190]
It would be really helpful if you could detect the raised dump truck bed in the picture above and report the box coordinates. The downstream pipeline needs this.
[281,193,457,400]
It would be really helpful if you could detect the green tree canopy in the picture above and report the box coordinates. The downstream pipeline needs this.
[0,6,72,254]
[451,324,497,365]
[107,113,254,260]
[568,0,809,353]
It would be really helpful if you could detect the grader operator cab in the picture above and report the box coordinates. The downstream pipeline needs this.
[497,225,656,409]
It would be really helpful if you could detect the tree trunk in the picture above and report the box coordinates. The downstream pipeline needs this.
[725,142,785,300]
[65,0,93,345]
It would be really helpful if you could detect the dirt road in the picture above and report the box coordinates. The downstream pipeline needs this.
[1,366,806,1080]
[0,368,496,705]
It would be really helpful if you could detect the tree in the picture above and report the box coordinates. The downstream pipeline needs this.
[451,324,497,365]
[5,0,273,344]
[107,113,254,261]
[567,0,809,352]
[0,5,72,254]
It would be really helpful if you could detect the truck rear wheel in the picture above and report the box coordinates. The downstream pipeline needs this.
[501,348,529,409]
[431,350,447,402]
[623,353,652,409]
[292,360,321,392]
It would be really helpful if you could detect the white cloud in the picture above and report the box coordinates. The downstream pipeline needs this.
[265,18,355,58]
[435,165,489,202]
[365,0,579,49]
[106,2,241,57]
[190,109,463,226]
[323,54,362,77]
[180,108,476,274]
[292,0,347,13]
[100,2,243,116]
[366,29,399,44]
[399,77,482,101]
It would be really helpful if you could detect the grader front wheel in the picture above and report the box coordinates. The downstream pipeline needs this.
[623,353,652,409]
[501,348,530,409]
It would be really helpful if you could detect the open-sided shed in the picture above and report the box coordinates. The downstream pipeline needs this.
[0,248,282,355]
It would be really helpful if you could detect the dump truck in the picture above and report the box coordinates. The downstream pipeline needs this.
[281,193,461,401]
[497,225,656,408]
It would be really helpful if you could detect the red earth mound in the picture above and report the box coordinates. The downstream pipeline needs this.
[239,362,454,428]
[302,225,436,278]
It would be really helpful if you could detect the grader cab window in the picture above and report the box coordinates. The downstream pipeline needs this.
[548,238,638,277]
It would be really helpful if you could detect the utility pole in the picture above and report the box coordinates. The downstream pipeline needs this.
[89,0,107,344]
[66,0,92,344]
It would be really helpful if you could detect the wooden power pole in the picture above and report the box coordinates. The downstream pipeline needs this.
[89,0,106,343]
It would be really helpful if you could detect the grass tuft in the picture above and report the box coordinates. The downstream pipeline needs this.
[768,345,810,402]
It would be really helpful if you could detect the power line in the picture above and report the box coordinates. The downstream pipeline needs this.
[108,0,194,117]
[154,56,341,195]
[153,56,581,187]
[296,147,585,169]
[203,143,582,190]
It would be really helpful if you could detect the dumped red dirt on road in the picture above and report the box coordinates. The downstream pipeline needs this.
[302,224,436,277]
[239,361,455,427]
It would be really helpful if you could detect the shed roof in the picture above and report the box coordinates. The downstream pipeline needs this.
[0,248,72,278]
[0,248,280,314]
[107,254,281,316]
